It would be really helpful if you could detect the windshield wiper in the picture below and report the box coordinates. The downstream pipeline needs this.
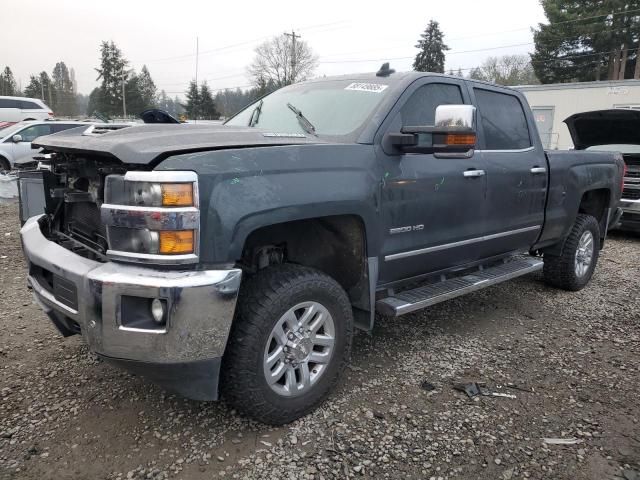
[248,99,263,127]
[286,103,317,136]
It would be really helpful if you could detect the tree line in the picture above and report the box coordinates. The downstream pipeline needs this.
[2,2,639,121]
[413,1,640,84]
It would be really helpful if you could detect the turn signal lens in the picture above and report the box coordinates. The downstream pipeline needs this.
[159,230,194,254]
[445,133,476,146]
[161,183,194,206]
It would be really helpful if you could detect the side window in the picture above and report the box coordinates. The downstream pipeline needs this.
[400,83,464,126]
[19,100,41,110]
[474,89,531,150]
[18,124,52,142]
[51,124,81,133]
[0,99,19,108]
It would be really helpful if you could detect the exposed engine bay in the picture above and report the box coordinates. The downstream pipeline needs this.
[22,153,130,262]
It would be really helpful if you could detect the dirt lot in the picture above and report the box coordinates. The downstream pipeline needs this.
[0,202,638,480]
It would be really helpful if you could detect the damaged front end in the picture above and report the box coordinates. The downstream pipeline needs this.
[18,151,242,401]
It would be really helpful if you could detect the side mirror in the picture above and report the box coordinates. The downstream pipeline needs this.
[388,104,477,157]
[12,134,23,143]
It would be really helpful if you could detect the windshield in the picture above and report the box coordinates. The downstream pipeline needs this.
[226,80,391,137]
[586,144,640,154]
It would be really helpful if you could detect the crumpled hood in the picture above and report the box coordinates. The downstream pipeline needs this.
[564,109,640,150]
[32,123,325,164]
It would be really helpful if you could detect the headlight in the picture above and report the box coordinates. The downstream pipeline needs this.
[106,177,195,207]
[101,171,199,264]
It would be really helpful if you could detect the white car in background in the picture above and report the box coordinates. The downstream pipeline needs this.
[0,120,93,171]
[0,96,53,122]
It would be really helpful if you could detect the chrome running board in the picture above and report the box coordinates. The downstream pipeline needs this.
[376,257,543,317]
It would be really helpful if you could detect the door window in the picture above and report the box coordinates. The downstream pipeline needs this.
[18,124,52,142]
[400,83,464,126]
[19,100,41,110]
[51,123,82,133]
[474,89,531,150]
[399,83,464,147]
[0,99,19,108]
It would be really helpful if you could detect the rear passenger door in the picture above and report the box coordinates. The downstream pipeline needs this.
[471,86,547,256]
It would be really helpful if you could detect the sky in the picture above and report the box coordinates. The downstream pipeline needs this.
[0,0,547,97]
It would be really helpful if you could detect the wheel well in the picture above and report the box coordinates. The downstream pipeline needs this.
[0,156,9,171]
[239,215,368,305]
[578,188,610,238]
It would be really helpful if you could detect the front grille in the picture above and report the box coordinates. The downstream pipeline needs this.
[623,188,640,200]
[626,170,640,179]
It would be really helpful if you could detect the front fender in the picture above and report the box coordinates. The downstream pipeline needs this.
[156,144,382,264]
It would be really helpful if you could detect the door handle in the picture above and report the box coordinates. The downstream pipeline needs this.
[530,167,547,174]
[463,169,485,178]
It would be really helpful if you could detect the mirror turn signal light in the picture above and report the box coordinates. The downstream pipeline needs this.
[159,230,195,254]
[445,133,476,146]
[161,183,194,207]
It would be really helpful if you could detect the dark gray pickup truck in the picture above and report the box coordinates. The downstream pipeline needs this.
[19,69,625,424]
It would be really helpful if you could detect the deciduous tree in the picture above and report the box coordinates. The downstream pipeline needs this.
[469,55,539,85]
[248,34,318,88]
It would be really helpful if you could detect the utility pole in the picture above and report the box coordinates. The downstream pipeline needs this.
[284,30,300,84]
[41,81,45,101]
[121,69,127,119]
[194,36,199,123]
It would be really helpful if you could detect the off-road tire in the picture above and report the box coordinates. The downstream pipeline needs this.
[543,214,600,291]
[222,264,353,425]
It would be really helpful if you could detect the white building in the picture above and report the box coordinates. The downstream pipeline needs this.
[516,79,640,150]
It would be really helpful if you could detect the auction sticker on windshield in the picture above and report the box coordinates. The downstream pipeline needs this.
[345,83,388,93]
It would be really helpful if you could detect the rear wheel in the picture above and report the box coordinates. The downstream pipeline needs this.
[543,214,600,291]
[222,264,353,425]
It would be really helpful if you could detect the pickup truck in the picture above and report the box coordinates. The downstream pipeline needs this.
[19,67,625,424]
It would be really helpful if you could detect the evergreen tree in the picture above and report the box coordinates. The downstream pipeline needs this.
[0,67,18,96]
[24,75,42,99]
[87,87,104,117]
[125,71,144,116]
[173,96,184,116]
[137,65,157,109]
[182,80,199,119]
[531,1,640,83]
[40,72,54,108]
[413,20,449,73]
[52,61,76,116]
[95,41,128,116]
[199,82,219,120]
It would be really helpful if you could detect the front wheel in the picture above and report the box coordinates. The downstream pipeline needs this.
[222,264,353,424]
[543,214,600,291]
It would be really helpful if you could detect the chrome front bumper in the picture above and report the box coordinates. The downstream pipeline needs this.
[20,216,242,398]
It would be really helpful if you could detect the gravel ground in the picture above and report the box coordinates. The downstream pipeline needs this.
[0,201,638,480]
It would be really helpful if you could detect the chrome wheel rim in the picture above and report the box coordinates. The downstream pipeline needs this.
[574,230,594,278]
[263,301,335,397]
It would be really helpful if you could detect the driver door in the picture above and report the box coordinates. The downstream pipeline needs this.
[377,79,489,284]
[11,124,53,161]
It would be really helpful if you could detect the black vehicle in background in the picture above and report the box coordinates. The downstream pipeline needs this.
[565,109,640,232]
